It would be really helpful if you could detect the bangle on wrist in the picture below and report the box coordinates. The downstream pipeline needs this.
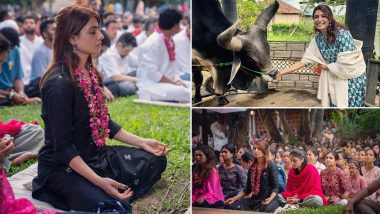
[9,89,14,99]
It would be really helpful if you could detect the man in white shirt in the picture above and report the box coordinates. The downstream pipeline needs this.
[210,115,229,160]
[25,19,55,98]
[19,15,43,85]
[99,32,138,97]
[136,8,190,103]
[173,28,190,81]
[136,17,158,46]
[105,20,121,45]
[132,17,158,58]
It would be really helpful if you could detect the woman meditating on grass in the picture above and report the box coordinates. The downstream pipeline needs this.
[224,140,281,212]
[240,149,254,172]
[32,5,168,212]
[306,147,326,174]
[268,147,286,193]
[348,160,367,199]
[361,149,380,202]
[192,144,224,208]
[279,149,327,210]
[218,144,247,200]
[236,147,250,166]
[320,151,351,205]
[282,149,292,179]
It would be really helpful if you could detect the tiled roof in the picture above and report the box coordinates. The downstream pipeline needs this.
[278,0,302,14]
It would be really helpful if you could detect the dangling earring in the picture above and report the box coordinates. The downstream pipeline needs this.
[73,44,77,53]
[327,23,332,36]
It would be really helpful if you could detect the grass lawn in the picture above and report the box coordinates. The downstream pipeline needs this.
[284,205,344,214]
[268,32,313,42]
[0,95,190,213]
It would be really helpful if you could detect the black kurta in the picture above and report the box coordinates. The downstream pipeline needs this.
[32,64,167,211]
[227,161,281,212]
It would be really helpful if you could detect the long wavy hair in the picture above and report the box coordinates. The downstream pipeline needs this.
[312,4,347,44]
[40,5,102,87]
[193,145,216,186]
[251,140,269,170]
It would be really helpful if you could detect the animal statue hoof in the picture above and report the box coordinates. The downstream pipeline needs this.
[193,96,202,104]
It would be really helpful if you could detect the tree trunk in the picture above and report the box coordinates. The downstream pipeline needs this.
[312,109,324,139]
[279,109,294,137]
[257,110,282,143]
[201,109,209,146]
[302,109,312,144]
[232,117,249,148]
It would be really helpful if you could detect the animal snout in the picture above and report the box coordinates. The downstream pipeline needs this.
[268,68,278,78]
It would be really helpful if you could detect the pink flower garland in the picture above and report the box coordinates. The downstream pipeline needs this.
[74,63,110,147]
[156,28,176,61]
[250,165,263,196]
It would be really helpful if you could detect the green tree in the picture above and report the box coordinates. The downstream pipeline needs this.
[237,0,265,31]
[331,109,380,138]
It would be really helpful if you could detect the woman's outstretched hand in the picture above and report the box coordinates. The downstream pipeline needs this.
[142,139,170,156]
[97,177,133,201]
[276,70,284,78]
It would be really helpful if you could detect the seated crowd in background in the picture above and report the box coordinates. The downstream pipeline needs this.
[192,122,380,213]
[0,3,190,107]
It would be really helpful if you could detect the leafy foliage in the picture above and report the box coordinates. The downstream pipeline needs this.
[271,22,315,41]
[300,0,347,5]
[237,0,266,31]
[330,109,380,138]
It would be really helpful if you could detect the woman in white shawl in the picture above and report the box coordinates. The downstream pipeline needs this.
[277,4,366,107]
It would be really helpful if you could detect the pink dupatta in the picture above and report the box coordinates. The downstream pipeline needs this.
[0,170,56,214]
[192,167,224,204]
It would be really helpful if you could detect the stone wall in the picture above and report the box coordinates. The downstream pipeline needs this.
[255,110,302,135]
[269,41,309,58]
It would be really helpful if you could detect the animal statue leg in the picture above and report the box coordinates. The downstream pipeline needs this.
[192,67,203,103]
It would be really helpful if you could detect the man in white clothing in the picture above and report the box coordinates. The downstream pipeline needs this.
[104,20,122,45]
[19,15,43,85]
[136,8,190,103]
[132,17,158,58]
[173,28,190,81]
[99,32,138,97]
[210,115,229,160]
[136,17,158,46]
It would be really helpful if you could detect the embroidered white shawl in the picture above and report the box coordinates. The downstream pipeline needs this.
[301,37,366,107]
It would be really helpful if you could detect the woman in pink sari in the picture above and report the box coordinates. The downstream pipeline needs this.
[192,144,224,208]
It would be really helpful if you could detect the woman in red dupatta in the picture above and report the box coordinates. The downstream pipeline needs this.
[280,149,328,208]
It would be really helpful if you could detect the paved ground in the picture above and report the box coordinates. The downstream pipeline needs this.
[194,88,320,107]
